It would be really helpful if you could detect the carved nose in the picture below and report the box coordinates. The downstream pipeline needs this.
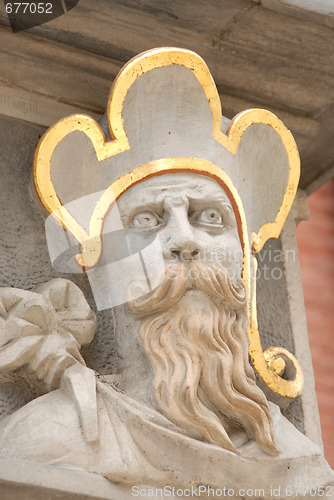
[165,205,200,261]
[170,247,200,261]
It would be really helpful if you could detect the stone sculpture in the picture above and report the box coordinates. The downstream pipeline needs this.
[0,48,333,499]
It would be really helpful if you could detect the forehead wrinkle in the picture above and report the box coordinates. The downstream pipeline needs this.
[134,172,225,193]
[118,173,232,211]
[153,182,231,205]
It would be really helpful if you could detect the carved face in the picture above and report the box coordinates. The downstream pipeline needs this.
[116,173,243,282]
[119,172,276,455]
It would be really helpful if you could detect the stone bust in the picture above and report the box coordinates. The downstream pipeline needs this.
[115,172,275,455]
[0,47,333,498]
[0,172,331,497]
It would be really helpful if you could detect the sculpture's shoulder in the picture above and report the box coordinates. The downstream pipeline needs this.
[0,383,333,499]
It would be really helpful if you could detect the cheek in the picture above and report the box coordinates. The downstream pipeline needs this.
[201,233,243,279]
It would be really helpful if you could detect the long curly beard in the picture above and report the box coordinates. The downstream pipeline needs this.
[128,261,277,455]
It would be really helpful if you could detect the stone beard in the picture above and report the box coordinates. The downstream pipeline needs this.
[129,260,277,455]
[113,172,277,455]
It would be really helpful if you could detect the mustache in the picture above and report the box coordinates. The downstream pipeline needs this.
[128,261,247,317]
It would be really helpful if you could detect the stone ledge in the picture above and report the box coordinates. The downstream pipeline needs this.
[0,457,131,500]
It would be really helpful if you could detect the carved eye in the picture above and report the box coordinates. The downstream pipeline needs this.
[132,211,160,228]
[198,208,223,225]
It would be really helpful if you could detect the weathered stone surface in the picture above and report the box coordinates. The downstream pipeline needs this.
[0,12,333,497]
[0,47,333,498]
[0,1,333,191]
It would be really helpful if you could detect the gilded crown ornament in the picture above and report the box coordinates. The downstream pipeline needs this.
[33,47,303,399]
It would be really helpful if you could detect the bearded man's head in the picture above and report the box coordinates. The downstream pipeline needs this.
[117,172,277,455]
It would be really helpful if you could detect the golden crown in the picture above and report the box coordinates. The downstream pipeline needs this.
[33,47,302,400]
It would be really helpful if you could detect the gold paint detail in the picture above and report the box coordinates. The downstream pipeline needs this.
[33,47,302,398]
[249,257,303,398]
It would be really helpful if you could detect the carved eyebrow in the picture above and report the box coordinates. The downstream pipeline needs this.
[119,200,165,223]
[188,196,233,212]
